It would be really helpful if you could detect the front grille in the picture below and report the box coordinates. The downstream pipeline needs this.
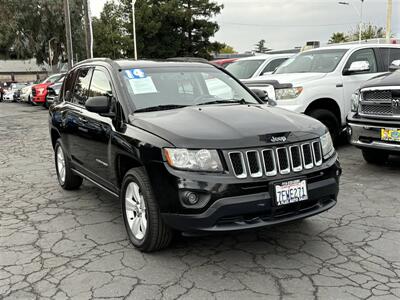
[360,89,400,118]
[228,140,323,179]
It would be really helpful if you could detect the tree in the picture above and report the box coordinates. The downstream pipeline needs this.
[328,32,348,44]
[254,39,269,53]
[218,44,236,54]
[93,0,225,59]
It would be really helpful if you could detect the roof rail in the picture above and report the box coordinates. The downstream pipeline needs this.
[166,57,209,63]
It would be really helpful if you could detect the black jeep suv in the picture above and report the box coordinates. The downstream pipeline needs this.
[348,69,400,164]
[49,58,341,252]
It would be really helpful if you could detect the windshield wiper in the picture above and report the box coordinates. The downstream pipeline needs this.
[134,104,188,113]
[198,99,248,106]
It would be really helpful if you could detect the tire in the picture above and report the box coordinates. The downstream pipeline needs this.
[362,149,389,164]
[54,139,83,190]
[307,109,340,141]
[121,167,173,252]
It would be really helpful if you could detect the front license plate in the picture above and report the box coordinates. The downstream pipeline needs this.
[381,128,400,142]
[274,179,308,206]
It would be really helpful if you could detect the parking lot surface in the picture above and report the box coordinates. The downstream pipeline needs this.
[1,103,400,300]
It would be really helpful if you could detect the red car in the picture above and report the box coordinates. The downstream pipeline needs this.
[211,58,238,68]
[32,73,65,105]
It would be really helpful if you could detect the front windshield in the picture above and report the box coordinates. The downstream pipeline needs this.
[44,74,64,84]
[226,60,265,79]
[275,49,347,74]
[122,66,259,111]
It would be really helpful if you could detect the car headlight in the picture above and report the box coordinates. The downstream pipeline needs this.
[320,132,335,159]
[351,92,360,112]
[164,148,223,172]
[275,87,303,100]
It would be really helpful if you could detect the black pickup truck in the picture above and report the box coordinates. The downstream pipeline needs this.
[348,68,400,164]
[49,58,341,252]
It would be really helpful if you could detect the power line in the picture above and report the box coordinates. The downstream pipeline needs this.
[219,21,359,28]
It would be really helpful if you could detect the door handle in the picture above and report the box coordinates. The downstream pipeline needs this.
[336,83,343,88]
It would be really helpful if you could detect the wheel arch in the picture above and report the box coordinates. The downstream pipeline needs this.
[305,98,342,125]
[50,128,61,149]
[115,154,143,188]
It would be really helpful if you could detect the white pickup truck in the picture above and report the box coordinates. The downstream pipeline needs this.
[243,44,400,138]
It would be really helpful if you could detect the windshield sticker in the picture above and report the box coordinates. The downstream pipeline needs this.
[125,68,147,79]
[129,76,158,95]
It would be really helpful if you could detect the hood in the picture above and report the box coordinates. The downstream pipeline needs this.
[32,82,52,90]
[243,73,327,87]
[129,104,325,149]
[361,71,399,89]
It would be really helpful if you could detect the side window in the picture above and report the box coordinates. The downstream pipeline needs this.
[62,71,76,102]
[261,58,288,74]
[72,68,93,106]
[88,69,113,98]
[344,48,377,74]
[381,48,400,70]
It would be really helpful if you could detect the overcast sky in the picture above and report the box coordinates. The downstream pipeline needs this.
[90,0,400,52]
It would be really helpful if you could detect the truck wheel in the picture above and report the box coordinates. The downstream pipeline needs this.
[308,109,340,140]
[362,149,389,164]
[54,139,83,190]
[121,167,173,252]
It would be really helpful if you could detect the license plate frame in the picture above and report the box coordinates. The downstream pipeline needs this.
[273,178,309,207]
[381,128,400,142]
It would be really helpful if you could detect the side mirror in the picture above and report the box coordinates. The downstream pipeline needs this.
[389,60,400,72]
[251,88,277,106]
[344,61,370,75]
[85,96,111,114]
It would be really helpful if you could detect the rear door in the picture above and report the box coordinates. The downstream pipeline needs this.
[341,48,381,116]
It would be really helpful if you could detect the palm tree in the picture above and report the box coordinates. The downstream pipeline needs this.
[328,32,348,44]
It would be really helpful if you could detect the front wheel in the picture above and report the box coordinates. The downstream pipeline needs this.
[362,149,389,164]
[121,167,173,252]
[307,109,340,141]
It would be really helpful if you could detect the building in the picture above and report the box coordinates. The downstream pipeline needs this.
[0,59,50,83]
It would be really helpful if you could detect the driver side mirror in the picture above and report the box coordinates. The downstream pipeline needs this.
[85,96,112,115]
[389,60,400,72]
[251,88,277,106]
[344,60,370,75]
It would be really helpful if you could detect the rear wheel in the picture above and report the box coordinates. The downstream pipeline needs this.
[362,149,389,164]
[307,109,340,141]
[54,139,83,190]
[121,167,173,252]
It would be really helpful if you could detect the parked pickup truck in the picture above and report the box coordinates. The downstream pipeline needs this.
[49,58,341,252]
[243,44,400,139]
[347,63,400,164]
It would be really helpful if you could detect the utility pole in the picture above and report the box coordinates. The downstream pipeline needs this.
[63,0,74,69]
[132,0,138,60]
[386,0,393,41]
[83,0,93,59]
[359,0,364,43]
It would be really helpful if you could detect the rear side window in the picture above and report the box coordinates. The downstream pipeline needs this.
[89,69,113,98]
[379,48,400,71]
[72,68,93,106]
[62,71,76,102]
[261,58,288,74]
[344,48,377,73]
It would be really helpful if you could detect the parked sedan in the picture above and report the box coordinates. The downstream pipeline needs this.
[20,85,33,104]
[226,54,293,80]
[11,83,28,102]
[3,90,15,102]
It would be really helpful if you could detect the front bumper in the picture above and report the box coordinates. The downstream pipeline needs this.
[348,114,400,152]
[161,161,340,234]
[33,95,46,103]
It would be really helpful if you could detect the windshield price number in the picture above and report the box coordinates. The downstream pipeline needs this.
[275,179,308,206]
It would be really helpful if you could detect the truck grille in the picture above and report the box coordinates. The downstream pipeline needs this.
[228,140,323,179]
[360,89,400,117]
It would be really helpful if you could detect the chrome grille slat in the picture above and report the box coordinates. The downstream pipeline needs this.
[228,140,323,179]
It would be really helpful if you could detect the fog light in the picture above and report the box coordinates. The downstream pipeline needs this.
[184,192,199,205]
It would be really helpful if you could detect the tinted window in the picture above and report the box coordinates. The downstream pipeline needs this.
[344,48,377,73]
[72,68,93,106]
[276,50,347,74]
[380,48,400,71]
[62,71,76,102]
[261,58,288,74]
[89,69,113,98]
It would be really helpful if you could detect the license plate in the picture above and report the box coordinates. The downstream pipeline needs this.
[274,179,308,206]
[381,128,400,142]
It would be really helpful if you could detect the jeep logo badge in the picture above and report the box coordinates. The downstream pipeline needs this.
[271,136,287,143]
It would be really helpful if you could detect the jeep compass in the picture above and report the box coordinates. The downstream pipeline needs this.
[49,59,341,252]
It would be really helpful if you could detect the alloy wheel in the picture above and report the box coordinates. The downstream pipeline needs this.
[125,182,147,240]
[56,146,66,184]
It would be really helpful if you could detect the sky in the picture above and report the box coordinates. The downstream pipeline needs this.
[90,0,400,52]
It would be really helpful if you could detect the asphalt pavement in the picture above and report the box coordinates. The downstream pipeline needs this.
[1,102,399,300]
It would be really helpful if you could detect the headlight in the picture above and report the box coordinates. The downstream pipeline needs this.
[164,148,223,172]
[275,87,303,100]
[320,132,335,159]
[351,92,360,112]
